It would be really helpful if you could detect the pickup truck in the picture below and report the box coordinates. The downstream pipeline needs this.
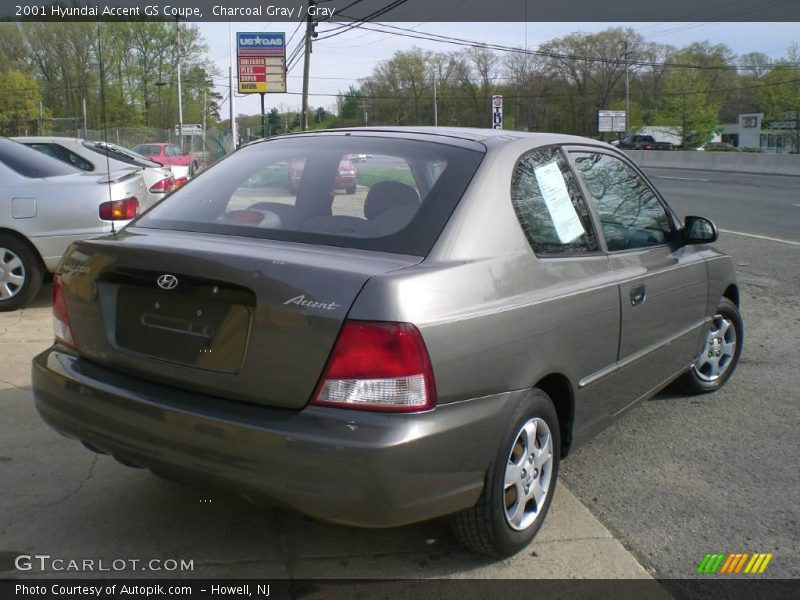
[617,135,674,151]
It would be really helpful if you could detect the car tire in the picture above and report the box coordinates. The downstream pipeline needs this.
[0,234,44,312]
[676,297,743,395]
[450,389,560,557]
[189,162,198,178]
[346,184,356,195]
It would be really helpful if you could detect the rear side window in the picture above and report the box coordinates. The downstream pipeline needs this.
[511,146,598,255]
[27,143,94,171]
[135,135,483,256]
[0,138,77,178]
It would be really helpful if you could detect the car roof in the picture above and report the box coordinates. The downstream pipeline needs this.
[256,127,602,151]
[13,136,86,144]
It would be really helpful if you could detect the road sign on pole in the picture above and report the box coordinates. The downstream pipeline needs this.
[175,123,203,136]
[492,95,503,130]
[598,110,626,133]
[237,32,286,94]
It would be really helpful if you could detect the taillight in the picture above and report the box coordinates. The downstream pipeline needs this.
[173,176,188,189]
[149,177,175,193]
[99,197,139,220]
[52,274,76,349]
[311,321,436,412]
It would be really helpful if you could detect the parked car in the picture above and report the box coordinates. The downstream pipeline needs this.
[0,137,146,310]
[14,136,175,209]
[617,135,674,151]
[131,142,200,177]
[696,142,741,152]
[288,155,357,194]
[32,128,742,557]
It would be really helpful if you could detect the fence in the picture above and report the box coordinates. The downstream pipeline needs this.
[1,119,230,168]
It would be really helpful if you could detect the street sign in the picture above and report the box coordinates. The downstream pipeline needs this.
[492,95,503,130]
[175,123,203,136]
[237,32,286,94]
[598,110,626,133]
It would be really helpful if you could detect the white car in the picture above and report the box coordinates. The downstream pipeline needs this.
[14,136,175,209]
[0,138,146,310]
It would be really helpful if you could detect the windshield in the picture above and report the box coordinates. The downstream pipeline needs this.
[84,141,161,168]
[135,135,484,256]
[0,137,79,178]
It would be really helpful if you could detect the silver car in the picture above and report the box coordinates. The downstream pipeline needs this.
[0,138,146,310]
[32,128,742,556]
[13,136,176,209]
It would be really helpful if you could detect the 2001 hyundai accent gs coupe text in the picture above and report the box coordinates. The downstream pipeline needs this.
[32,128,743,557]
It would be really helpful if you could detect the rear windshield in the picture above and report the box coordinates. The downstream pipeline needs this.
[0,137,78,178]
[132,145,160,156]
[135,135,484,256]
[83,141,161,168]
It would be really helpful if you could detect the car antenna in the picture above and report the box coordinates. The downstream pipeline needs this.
[96,21,116,237]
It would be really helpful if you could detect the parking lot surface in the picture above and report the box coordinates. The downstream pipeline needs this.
[0,290,649,579]
[2,208,797,581]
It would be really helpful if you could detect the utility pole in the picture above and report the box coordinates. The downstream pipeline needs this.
[624,40,630,137]
[228,21,237,150]
[82,97,88,137]
[433,72,438,126]
[360,98,369,126]
[176,18,184,147]
[301,0,316,131]
[202,90,207,135]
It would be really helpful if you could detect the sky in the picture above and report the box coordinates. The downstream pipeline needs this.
[196,21,800,118]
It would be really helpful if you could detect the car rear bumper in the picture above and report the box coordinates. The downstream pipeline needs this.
[32,347,520,528]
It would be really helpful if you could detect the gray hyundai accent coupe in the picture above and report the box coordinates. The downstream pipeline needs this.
[32,128,742,557]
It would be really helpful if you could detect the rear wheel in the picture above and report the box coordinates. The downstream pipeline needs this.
[451,389,560,557]
[677,297,743,394]
[0,235,44,312]
[346,184,356,195]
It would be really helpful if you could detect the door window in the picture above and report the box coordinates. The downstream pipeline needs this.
[570,152,673,251]
[510,146,598,255]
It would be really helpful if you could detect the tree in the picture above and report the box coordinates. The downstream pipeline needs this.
[0,70,42,135]
[537,28,646,136]
[659,67,721,147]
[338,85,363,121]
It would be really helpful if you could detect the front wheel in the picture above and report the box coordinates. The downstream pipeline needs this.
[450,389,560,557]
[677,297,743,394]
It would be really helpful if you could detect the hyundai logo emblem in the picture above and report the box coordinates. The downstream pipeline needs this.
[157,274,179,290]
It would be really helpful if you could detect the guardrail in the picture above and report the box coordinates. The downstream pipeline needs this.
[623,150,800,177]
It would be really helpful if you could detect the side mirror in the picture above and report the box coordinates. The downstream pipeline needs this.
[683,215,718,244]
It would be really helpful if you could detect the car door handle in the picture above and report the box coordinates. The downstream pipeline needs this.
[630,285,646,307]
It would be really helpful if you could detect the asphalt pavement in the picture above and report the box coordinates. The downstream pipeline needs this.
[0,290,649,580]
[561,166,800,579]
[643,167,799,243]
[0,166,797,582]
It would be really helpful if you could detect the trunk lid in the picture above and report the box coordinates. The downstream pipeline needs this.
[59,228,421,409]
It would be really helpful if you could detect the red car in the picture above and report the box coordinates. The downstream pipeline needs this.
[131,143,200,176]
[288,156,357,195]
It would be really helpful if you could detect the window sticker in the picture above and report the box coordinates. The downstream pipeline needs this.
[533,161,586,243]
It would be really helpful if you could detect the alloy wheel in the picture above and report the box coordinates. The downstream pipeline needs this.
[503,417,553,531]
[0,247,26,300]
[693,314,737,382]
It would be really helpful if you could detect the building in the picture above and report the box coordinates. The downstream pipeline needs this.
[719,113,798,153]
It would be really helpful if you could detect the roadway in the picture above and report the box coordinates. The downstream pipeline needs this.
[643,167,799,243]
[561,168,800,580]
